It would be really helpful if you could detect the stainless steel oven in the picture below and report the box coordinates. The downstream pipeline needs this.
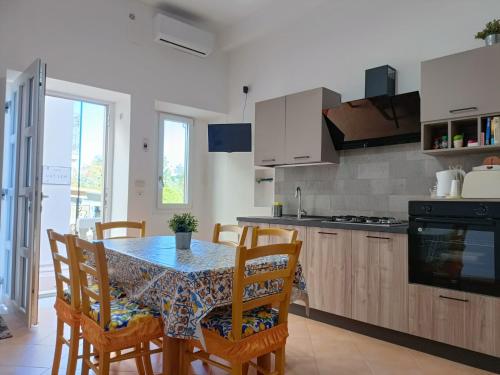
[409,201,500,297]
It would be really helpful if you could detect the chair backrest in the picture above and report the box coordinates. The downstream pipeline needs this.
[231,241,302,341]
[212,223,248,248]
[95,220,146,240]
[72,237,111,330]
[250,227,298,248]
[47,230,80,309]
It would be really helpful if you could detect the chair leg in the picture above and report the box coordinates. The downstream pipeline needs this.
[179,341,191,375]
[257,353,271,375]
[65,324,80,375]
[242,362,250,375]
[134,344,146,375]
[51,318,65,375]
[98,352,111,375]
[81,339,91,375]
[142,341,155,375]
[275,346,286,375]
[231,364,243,375]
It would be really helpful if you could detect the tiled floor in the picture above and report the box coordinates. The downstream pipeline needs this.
[0,297,493,374]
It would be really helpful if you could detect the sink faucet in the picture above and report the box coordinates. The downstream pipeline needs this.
[295,186,307,219]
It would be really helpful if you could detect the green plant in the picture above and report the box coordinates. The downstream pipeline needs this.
[475,19,500,39]
[168,213,199,233]
[453,134,463,141]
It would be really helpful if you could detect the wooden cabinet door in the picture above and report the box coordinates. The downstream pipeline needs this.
[421,44,500,122]
[306,227,352,317]
[464,293,498,357]
[352,232,408,332]
[285,88,323,164]
[254,97,286,166]
[432,289,467,349]
[351,231,380,325]
[378,233,408,332]
[409,284,499,356]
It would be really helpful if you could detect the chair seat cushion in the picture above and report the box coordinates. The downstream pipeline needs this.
[63,282,126,304]
[201,306,279,339]
[89,298,160,331]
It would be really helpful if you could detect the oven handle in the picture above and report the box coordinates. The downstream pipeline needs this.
[414,217,495,226]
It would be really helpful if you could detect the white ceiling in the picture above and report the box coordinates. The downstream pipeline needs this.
[138,0,275,30]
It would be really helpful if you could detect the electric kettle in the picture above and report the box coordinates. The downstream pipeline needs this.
[436,168,465,197]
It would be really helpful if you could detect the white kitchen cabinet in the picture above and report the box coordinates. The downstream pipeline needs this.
[254,87,341,167]
[421,44,500,123]
[254,97,286,166]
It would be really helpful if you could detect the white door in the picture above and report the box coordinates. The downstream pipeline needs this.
[2,59,46,326]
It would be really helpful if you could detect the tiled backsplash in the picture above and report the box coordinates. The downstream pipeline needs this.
[274,143,486,218]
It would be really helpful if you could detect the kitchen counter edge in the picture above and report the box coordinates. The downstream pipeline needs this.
[236,216,408,234]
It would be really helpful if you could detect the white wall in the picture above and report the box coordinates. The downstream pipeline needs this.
[0,0,228,238]
[210,0,500,224]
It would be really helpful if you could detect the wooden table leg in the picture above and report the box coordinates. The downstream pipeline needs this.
[257,353,272,375]
[162,335,181,375]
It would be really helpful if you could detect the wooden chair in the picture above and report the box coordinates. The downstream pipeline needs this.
[251,227,298,248]
[72,238,163,375]
[180,241,302,375]
[95,220,146,240]
[47,230,82,375]
[212,223,249,247]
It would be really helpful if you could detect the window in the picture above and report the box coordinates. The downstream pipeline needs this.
[157,113,191,208]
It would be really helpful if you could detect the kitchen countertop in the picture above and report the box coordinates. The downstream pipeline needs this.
[237,216,409,234]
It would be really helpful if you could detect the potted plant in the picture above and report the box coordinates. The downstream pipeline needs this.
[453,134,464,148]
[475,19,500,45]
[169,213,198,249]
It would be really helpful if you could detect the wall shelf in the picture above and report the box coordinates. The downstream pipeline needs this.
[422,113,500,155]
[422,144,500,155]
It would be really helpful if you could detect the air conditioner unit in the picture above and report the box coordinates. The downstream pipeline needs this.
[153,13,215,57]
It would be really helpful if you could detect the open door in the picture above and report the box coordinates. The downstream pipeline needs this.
[1,59,46,327]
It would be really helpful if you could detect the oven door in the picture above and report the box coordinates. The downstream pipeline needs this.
[409,217,500,297]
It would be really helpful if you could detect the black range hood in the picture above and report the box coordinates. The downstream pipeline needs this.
[323,91,421,150]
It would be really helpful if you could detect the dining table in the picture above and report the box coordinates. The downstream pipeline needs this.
[101,236,307,375]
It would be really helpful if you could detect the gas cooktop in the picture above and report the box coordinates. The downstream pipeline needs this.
[322,215,407,226]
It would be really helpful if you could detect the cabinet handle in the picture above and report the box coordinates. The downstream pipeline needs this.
[318,231,337,236]
[262,158,276,162]
[439,295,469,303]
[293,155,310,160]
[449,106,478,114]
[366,235,391,240]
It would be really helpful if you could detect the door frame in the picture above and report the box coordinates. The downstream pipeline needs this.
[44,90,115,223]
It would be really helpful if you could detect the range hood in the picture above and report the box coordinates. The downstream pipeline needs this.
[323,91,421,150]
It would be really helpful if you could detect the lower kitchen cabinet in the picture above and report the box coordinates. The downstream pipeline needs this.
[409,284,500,357]
[306,227,352,317]
[352,231,409,332]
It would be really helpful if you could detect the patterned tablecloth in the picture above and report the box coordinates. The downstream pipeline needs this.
[101,236,307,340]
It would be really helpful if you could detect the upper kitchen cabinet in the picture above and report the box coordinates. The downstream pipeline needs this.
[254,96,287,166]
[254,87,341,167]
[421,44,500,123]
[285,88,341,164]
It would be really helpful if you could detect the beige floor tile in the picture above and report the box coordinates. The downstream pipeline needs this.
[0,298,495,374]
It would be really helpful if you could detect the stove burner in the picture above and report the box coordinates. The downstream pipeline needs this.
[326,215,405,226]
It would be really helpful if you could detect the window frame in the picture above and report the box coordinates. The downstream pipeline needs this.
[156,112,192,210]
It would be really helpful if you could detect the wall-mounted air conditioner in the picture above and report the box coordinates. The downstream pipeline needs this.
[153,13,215,57]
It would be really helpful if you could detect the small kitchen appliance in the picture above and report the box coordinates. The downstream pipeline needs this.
[409,200,500,297]
[435,168,465,197]
[462,165,500,199]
